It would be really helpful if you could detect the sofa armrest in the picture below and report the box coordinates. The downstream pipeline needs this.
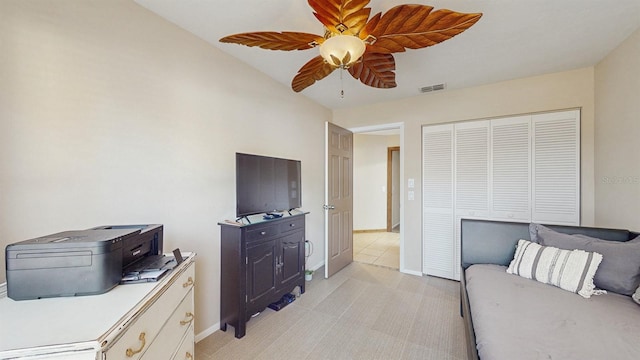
[460,268,479,360]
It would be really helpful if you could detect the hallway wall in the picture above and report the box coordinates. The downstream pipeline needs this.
[353,134,400,230]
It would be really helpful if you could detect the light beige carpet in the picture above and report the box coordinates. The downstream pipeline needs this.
[196,262,467,360]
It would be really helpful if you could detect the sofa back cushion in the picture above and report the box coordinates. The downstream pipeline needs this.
[531,223,640,296]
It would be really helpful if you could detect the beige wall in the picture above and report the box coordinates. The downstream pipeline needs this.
[334,68,596,274]
[0,0,330,337]
[594,28,640,231]
[353,134,399,230]
[3,0,634,342]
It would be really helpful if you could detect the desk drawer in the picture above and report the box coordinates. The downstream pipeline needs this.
[104,263,195,359]
[141,289,194,360]
[170,325,195,360]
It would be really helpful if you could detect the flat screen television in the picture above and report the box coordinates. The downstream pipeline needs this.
[235,152,302,217]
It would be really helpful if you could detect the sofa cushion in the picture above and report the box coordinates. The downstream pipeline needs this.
[507,239,603,298]
[530,223,640,296]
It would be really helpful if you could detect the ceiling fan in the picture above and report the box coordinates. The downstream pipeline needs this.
[220,0,482,93]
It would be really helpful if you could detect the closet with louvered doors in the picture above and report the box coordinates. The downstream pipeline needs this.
[422,109,580,280]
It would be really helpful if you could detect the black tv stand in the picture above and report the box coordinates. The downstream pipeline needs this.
[218,212,308,338]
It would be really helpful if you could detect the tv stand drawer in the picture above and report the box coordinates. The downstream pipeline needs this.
[246,224,279,242]
[279,217,304,233]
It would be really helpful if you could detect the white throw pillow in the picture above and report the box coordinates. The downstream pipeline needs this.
[507,239,603,298]
[633,286,640,305]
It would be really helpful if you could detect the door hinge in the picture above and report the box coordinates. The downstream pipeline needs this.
[323,204,336,210]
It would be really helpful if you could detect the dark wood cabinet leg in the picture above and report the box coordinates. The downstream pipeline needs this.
[235,323,246,339]
[220,322,227,332]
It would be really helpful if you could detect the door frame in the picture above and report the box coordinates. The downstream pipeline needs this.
[347,122,406,273]
[387,146,400,232]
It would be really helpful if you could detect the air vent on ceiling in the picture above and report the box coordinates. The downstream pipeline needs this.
[420,83,446,93]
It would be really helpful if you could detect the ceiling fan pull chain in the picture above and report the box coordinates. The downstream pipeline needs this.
[340,68,344,99]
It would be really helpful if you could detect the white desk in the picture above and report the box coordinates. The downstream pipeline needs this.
[0,253,196,360]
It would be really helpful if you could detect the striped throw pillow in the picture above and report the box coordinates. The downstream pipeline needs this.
[507,239,603,298]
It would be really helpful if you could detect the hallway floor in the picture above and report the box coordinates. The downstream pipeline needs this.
[353,231,400,270]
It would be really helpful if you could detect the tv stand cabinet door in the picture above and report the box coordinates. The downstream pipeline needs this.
[246,239,277,314]
[278,231,304,288]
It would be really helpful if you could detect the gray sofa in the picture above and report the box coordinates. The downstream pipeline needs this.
[460,219,640,360]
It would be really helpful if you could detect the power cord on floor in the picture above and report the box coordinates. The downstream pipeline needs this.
[305,240,313,269]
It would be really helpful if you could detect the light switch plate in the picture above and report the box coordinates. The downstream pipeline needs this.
[408,191,415,201]
[408,178,415,188]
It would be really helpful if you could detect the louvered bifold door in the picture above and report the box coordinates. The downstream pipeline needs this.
[455,121,491,218]
[453,121,490,280]
[532,110,580,225]
[422,124,455,279]
[490,116,531,222]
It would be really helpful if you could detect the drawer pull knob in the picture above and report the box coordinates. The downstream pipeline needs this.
[183,277,194,288]
[290,224,295,227]
[125,332,146,357]
[186,352,193,360]
[180,312,195,326]
[260,231,266,235]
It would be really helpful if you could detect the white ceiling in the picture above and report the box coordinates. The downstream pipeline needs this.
[134,0,640,110]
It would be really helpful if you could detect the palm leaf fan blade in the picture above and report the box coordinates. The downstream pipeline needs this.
[219,32,323,51]
[308,0,341,31]
[363,5,482,54]
[348,53,396,89]
[292,56,338,92]
[308,0,372,35]
[342,8,371,35]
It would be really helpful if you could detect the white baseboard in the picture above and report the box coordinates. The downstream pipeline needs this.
[309,261,325,272]
[400,268,422,277]
[195,322,220,343]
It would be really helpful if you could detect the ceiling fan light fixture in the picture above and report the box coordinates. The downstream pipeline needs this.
[319,35,366,68]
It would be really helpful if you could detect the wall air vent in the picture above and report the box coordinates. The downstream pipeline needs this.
[420,83,446,93]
